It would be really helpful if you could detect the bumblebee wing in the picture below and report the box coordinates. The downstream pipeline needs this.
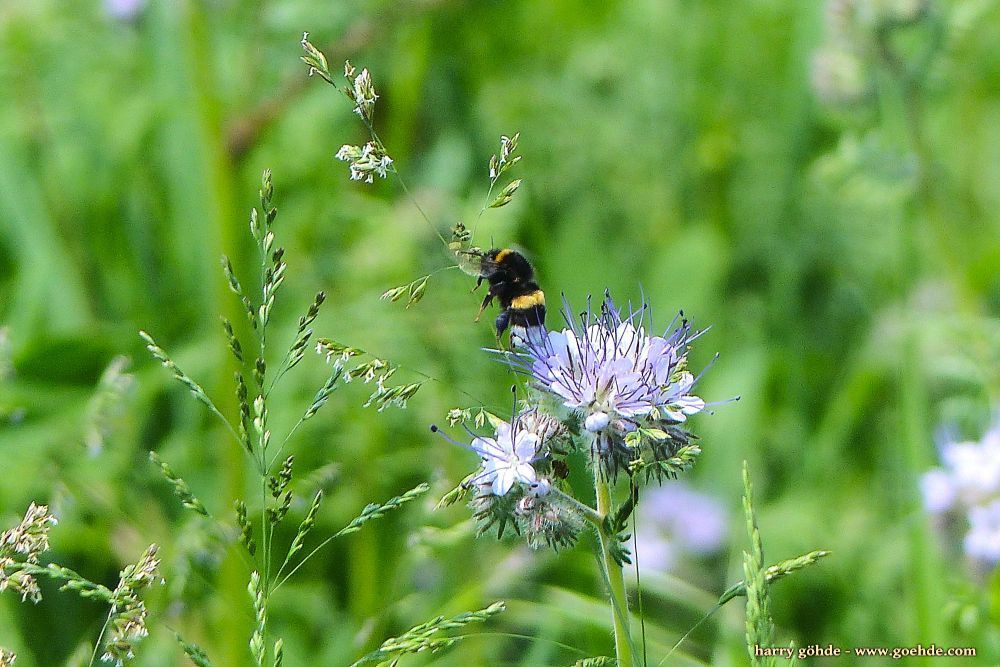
[452,245,487,277]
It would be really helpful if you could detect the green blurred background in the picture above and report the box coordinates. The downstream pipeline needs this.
[1,0,999,664]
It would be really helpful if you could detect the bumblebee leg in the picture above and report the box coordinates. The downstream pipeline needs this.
[495,310,510,340]
[474,292,494,322]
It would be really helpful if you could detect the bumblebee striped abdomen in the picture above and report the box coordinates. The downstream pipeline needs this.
[505,289,546,330]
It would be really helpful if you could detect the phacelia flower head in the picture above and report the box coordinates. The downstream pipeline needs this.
[922,418,1000,565]
[436,408,592,549]
[517,293,709,436]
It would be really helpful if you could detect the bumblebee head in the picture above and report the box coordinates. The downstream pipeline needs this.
[480,248,535,283]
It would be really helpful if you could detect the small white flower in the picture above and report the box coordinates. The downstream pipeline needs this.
[473,423,540,496]
[435,411,551,497]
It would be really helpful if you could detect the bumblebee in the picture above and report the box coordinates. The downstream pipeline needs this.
[471,248,546,343]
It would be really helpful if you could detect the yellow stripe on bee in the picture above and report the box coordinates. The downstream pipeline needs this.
[495,248,512,263]
[511,290,545,309]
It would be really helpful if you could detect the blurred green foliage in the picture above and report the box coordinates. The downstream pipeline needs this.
[1,0,999,665]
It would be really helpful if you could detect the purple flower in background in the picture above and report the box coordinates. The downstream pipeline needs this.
[922,418,1000,564]
[104,0,146,22]
[517,294,708,436]
[920,467,957,514]
[631,482,728,572]
[965,500,1000,563]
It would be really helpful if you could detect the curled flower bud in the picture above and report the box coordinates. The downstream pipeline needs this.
[517,492,583,551]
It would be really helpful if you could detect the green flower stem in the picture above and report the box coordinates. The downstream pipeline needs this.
[549,486,603,527]
[550,479,635,664]
[593,467,635,667]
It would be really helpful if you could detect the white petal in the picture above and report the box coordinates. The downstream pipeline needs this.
[472,437,501,459]
[662,407,687,423]
[515,462,537,485]
[495,422,513,441]
[494,467,516,496]
[544,331,571,367]
[678,395,706,415]
[514,432,540,460]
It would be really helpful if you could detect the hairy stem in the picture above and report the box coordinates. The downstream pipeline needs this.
[594,467,635,667]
